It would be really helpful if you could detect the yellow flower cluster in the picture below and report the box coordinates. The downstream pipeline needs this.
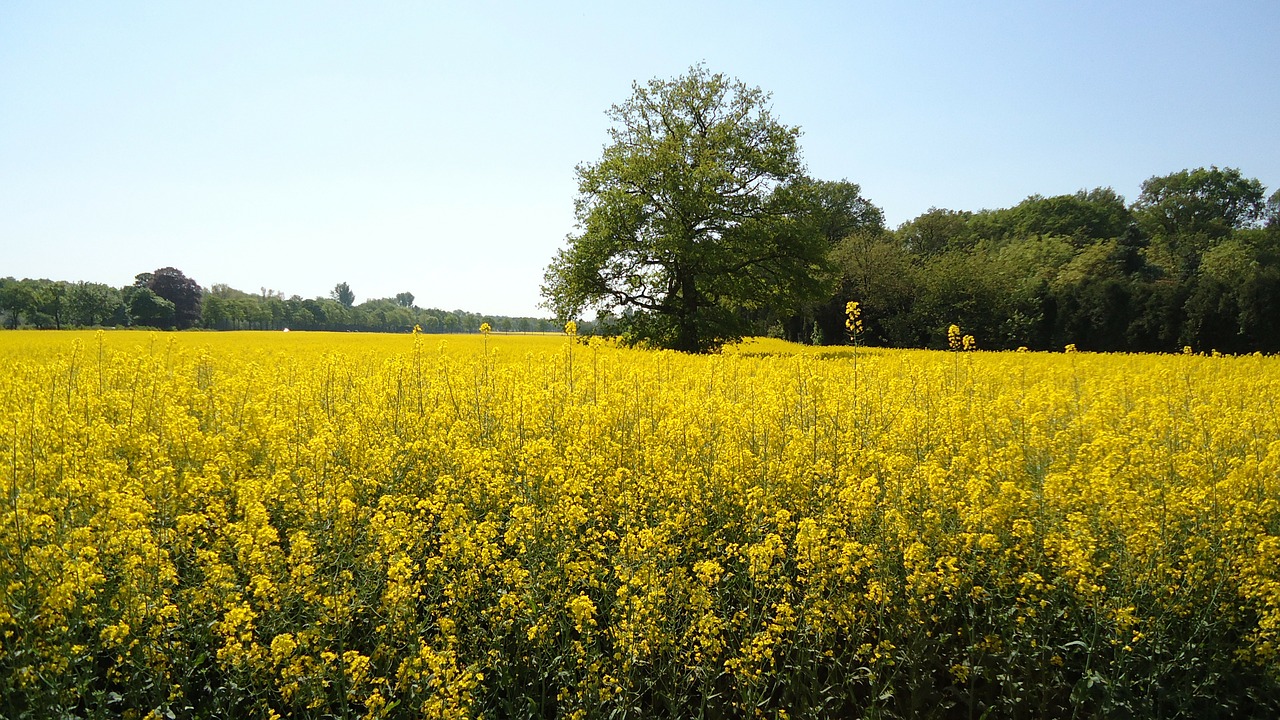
[2,330,1278,717]
[844,301,863,340]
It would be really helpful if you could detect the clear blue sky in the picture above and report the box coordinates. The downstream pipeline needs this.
[3,1,1277,317]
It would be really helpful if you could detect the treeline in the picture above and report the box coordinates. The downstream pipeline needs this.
[0,272,561,334]
[7,166,1278,352]
[201,284,562,334]
[789,166,1280,353]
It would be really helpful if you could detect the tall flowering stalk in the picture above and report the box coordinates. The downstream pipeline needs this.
[846,301,865,446]
[565,320,578,392]
[479,322,493,388]
[844,301,864,346]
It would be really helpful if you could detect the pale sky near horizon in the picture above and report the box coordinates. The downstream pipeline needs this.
[2,1,1278,317]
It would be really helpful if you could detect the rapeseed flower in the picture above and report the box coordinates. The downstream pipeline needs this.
[2,330,1278,717]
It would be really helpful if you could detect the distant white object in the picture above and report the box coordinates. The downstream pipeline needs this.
[283,328,290,332]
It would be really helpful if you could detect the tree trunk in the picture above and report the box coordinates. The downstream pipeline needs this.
[674,268,701,353]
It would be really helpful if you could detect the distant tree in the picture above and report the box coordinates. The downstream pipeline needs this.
[387,306,415,330]
[1133,167,1267,277]
[1048,242,1134,351]
[332,282,355,308]
[794,178,884,246]
[1236,265,1280,353]
[208,283,253,299]
[1182,275,1243,353]
[1199,237,1259,285]
[395,292,415,308]
[201,294,231,329]
[1135,167,1267,239]
[67,281,125,327]
[1113,223,1153,277]
[125,286,176,328]
[911,249,1010,349]
[991,235,1077,348]
[144,267,203,329]
[243,296,276,329]
[896,208,976,255]
[1179,237,1280,354]
[27,279,70,329]
[1123,279,1187,352]
[1006,188,1134,244]
[0,278,36,329]
[319,298,351,328]
[284,297,318,329]
[770,180,885,343]
[358,298,414,331]
[826,229,917,345]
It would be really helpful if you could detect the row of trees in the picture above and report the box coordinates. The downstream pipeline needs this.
[798,167,1280,354]
[542,65,1280,353]
[0,271,561,335]
[202,284,561,334]
[0,268,201,331]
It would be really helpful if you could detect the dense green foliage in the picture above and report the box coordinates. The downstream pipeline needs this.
[141,267,203,329]
[799,168,1280,354]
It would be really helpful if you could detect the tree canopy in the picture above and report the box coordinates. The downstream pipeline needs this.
[145,267,202,329]
[1134,166,1267,240]
[332,282,356,308]
[541,65,843,352]
[1133,166,1267,277]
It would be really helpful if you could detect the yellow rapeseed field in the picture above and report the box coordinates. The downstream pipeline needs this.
[2,329,1278,718]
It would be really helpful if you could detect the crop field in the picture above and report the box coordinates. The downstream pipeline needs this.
[2,330,1279,718]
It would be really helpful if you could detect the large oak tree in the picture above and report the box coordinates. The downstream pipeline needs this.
[541,65,838,352]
